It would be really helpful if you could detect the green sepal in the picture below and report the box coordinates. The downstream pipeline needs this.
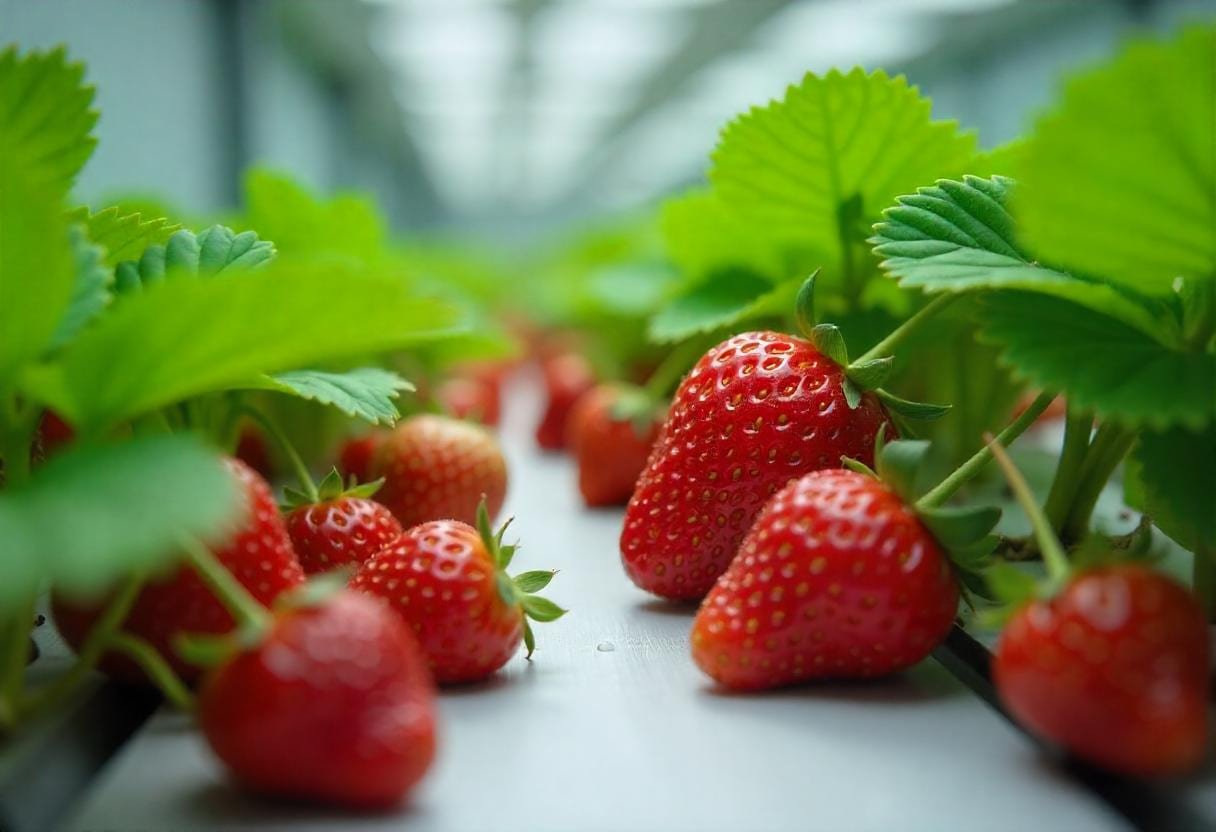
[276,568,353,611]
[521,594,567,623]
[918,505,1002,550]
[495,571,517,607]
[842,378,863,410]
[845,357,894,391]
[840,456,878,479]
[984,561,1038,606]
[794,269,821,338]
[514,569,557,594]
[173,632,238,668]
[875,438,930,503]
[523,619,536,659]
[607,385,664,439]
[281,469,385,509]
[810,324,848,367]
[875,389,951,421]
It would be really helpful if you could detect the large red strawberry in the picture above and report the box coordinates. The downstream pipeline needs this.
[621,331,893,600]
[567,384,662,507]
[351,503,564,683]
[198,590,437,807]
[994,565,1208,776]
[283,470,403,575]
[54,457,305,683]
[692,468,959,689]
[373,414,508,528]
[536,352,595,451]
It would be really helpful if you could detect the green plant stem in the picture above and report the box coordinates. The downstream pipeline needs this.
[916,392,1056,510]
[0,395,39,487]
[0,599,35,730]
[986,436,1071,584]
[179,536,271,633]
[1043,403,1094,534]
[236,405,317,502]
[108,634,196,711]
[849,294,958,368]
[1060,423,1136,543]
[1194,546,1215,623]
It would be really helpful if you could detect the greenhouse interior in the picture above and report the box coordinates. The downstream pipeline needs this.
[0,0,1214,830]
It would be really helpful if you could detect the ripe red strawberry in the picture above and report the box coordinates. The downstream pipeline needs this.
[536,352,595,451]
[691,468,958,690]
[436,375,501,426]
[621,331,893,600]
[994,565,1209,775]
[337,431,387,485]
[567,384,662,507]
[234,424,274,479]
[373,414,508,528]
[54,457,305,683]
[283,471,403,575]
[351,504,564,683]
[198,591,437,807]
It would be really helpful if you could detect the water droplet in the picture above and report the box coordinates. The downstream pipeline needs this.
[596,641,616,653]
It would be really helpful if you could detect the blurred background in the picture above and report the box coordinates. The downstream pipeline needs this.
[1,0,1208,243]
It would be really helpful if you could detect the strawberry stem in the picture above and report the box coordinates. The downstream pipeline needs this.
[1060,423,1135,544]
[108,633,196,711]
[0,599,35,730]
[1042,402,1094,533]
[179,536,272,634]
[236,405,318,503]
[848,294,957,369]
[917,392,1055,510]
[985,434,1071,584]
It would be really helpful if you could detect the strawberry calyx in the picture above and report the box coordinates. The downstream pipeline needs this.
[606,384,666,441]
[474,499,567,659]
[281,466,384,510]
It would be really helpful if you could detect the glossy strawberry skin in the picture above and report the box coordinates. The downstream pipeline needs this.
[373,415,508,528]
[621,331,894,600]
[351,520,523,683]
[691,469,958,690]
[994,565,1209,776]
[437,376,501,427]
[536,352,595,451]
[337,432,387,485]
[198,592,437,808]
[285,497,403,575]
[568,385,661,507]
[54,458,305,683]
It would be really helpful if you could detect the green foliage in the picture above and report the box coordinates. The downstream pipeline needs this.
[71,206,180,266]
[648,269,776,342]
[0,435,238,608]
[1016,26,1216,296]
[243,169,384,262]
[1126,427,1216,555]
[22,265,456,431]
[115,226,276,290]
[52,226,110,349]
[251,368,413,426]
[660,189,783,281]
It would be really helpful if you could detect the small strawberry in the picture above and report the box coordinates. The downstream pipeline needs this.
[691,467,960,690]
[54,457,305,683]
[374,414,508,528]
[621,331,894,600]
[351,502,565,683]
[337,431,388,485]
[567,384,663,507]
[283,469,403,575]
[197,590,437,807]
[536,352,595,451]
[436,375,501,426]
[985,439,1210,776]
[234,423,274,479]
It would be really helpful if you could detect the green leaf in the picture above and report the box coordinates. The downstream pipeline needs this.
[1127,426,1216,554]
[1017,26,1216,295]
[71,206,179,266]
[981,292,1216,430]
[0,47,97,195]
[51,225,110,349]
[710,68,975,264]
[23,264,456,430]
[250,368,413,426]
[985,562,1038,606]
[968,140,1027,179]
[520,594,567,623]
[116,226,276,290]
[648,268,775,342]
[243,169,385,262]
[0,435,239,608]
[513,570,557,594]
[660,188,784,281]
[871,176,1165,338]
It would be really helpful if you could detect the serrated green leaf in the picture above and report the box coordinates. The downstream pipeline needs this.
[876,439,929,501]
[0,46,97,196]
[871,176,1166,338]
[1126,426,1216,554]
[660,188,784,281]
[710,68,975,265]
[513,570,556,594]
[919,505,1002,549]
[243,169,384,262]
[0,435,239,608]
[985,562,1038,606]
[22,264,456,431]
[648,268,775,342]
[71,206,179,267]
[250,368,413,426]
[981,292,1216,430]
[520,594,567,623]
[968,140,1027,179]
[117,226,276,290]
[1017,26,1216,295]
[50,225,110,349]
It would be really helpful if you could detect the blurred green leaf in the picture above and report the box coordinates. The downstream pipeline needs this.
[243,169,384,262]
[250,368,413,426]
[71,205,179,266]
[660,189,784,281]
[1126,426,1216,555]
[51,225,111,348]
[648,269,779,342]
[115,226,275,290]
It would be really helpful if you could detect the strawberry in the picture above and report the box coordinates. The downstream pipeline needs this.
[436,375,501,426]
[283,470,403,575]
[234,423,273,479]
[54,457,305,683]
[336,431,387,485]
[351,503,565,683]
[691,468,959,690]
[621,331,893,600]
[373,414,508,528]
[535,352,595,451]
[567,384,662,507]
[994,565,1209,776]
[198,590,437,807]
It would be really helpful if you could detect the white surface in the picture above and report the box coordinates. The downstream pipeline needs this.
[64,374,1127,832]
